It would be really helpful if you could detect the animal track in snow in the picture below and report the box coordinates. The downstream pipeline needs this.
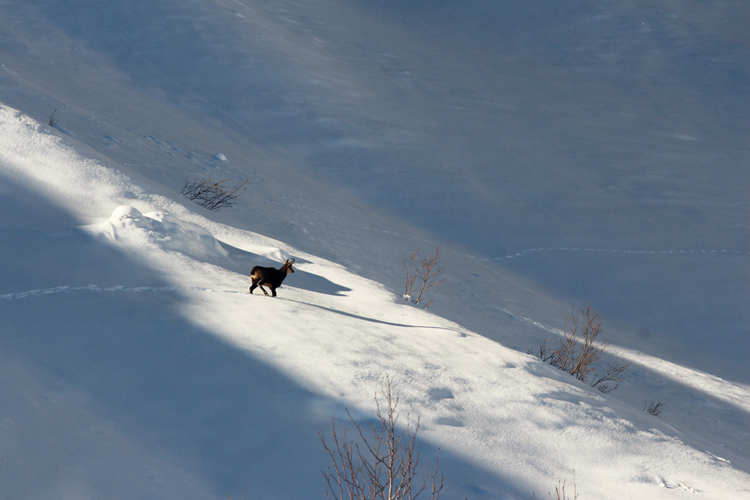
[427,387,455,401]
[0,285,244,302]
[434,417,464,427]
[495,247,749,261]
[356,223,747,261]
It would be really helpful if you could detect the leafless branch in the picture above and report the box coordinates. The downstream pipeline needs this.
[644,400,665,417]
[531,473,578,500]
[536,304,628,393]
[590,362,630,393]
[320,376,443,500]
[402,246,444,308]
[180,177,248,211]
[403,250,418,298]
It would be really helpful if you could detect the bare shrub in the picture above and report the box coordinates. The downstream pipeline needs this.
[590,363,630,394]
[402,246,444,308]
[319,376,443,500]
[225,484,248,500]
[531,475,578,500]
[644,400,665,417]
[48,109,58,127]
[180,177,248,211]
[537,305,629,393]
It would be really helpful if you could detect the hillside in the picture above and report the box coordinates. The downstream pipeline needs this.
[1,1,749,499]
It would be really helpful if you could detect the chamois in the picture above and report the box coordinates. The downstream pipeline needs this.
[249,259,295,297]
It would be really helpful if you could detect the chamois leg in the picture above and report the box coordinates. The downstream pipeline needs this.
[258,281,271,296]
[249,278,265,295]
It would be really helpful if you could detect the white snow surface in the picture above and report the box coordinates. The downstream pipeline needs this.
[1,1,749,499]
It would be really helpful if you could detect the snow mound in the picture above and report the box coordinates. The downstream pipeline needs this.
[107,205,228,260]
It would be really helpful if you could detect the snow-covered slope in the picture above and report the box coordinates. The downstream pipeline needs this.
[1,1,748,499]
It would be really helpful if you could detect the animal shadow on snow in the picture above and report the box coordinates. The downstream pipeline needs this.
[218,242,351,296]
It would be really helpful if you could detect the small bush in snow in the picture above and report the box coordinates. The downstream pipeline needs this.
[536,304,629,393]
[402,246,444,308]
[644,400,665,417]
[532,475,578,500]
[48,109,58,127]
[180,177,248,211]
[319,376,443,500]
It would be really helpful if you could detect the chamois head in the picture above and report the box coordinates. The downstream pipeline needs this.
[282,258,295,274]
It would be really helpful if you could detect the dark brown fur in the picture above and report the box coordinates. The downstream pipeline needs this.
[249,259,295,297]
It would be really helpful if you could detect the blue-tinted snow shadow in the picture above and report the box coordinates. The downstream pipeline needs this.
[0,175,333,497]
[16,0,749,489]
[0,174,525,499]
[285,299,457,331]
[19,0,749,386]
[290,267,353,296]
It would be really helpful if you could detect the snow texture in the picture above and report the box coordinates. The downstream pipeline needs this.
[1,1,749,499]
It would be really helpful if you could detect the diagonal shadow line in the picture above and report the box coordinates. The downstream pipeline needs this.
[283,298,460,332]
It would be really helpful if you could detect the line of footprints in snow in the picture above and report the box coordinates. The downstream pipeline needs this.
[3,242,747,302]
